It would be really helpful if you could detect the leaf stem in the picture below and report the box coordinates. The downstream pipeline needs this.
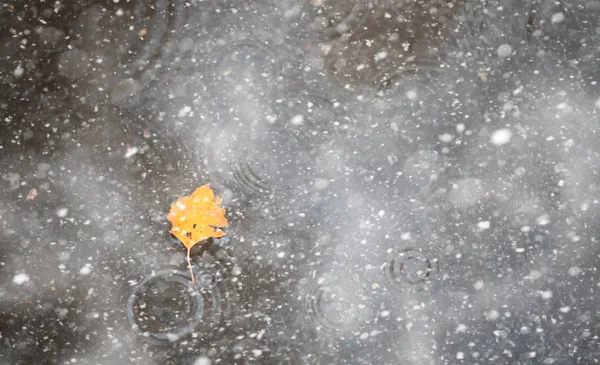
[187,246,195,284]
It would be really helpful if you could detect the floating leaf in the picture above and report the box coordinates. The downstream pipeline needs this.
[168,185,229,283]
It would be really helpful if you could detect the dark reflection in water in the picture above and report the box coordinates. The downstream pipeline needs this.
[3,0,600,364]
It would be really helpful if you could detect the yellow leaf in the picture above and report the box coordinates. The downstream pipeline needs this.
[167,185,228,282]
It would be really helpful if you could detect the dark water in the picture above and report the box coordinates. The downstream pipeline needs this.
[2,0,600,364]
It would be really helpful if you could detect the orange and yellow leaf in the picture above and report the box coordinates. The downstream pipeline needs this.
[168,185,228,283]
[168,185,229,249]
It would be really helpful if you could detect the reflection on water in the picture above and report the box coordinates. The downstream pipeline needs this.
[2,0,600,363]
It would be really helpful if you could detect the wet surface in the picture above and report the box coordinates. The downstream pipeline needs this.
[2,0,600,364]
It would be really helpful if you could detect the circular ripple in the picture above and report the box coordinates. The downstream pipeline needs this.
[127,270,204,343]
[126,267,225,344]
[199,115,315,197]
[375,58,444,102]
[305,276,374,335]
[383,247,439,293]
[199,122,269,196]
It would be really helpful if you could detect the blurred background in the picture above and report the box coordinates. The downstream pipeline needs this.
[1,0,600,363]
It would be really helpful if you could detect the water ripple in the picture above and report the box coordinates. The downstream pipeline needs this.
[199,116,317,197]
[305,275,374,335]
[383,247,440,293]
[127,255,232,344]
